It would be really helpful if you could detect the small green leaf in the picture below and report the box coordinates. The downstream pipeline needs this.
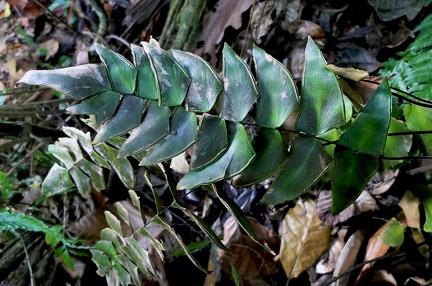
[172,50,222,112]
[76,159,106,191]
[48,144,75,169]
[119,102,170,157]
[93,95,146,144]
[338,78,392,155]
[296,37,345,135]
[404,104,432,155]
[112,259,131,286]
[231,264,240,286]
[233,128,289,187]
[139,107,197,166]
[142,41,190,107]
[56,137,83,162]
[144,171,163,213]
[61,249,75,271]
[94,43,137,94]
[131,44,159,100]
[262,136,332,204]
[122,237,155,279]
[94,143,135,189]
[332,146,379,214]
[42,163,75,196]
[128,190,141,211]
[67,91,122,125]
[253,45,299,127]
[211,184,275,254]
[383,118,413,169]
[417,184,432,232]
[105,211,123,237]
[45,226,62,248]
[190,114,228,170]
[101,228,122,249]
[379,218,405,247]
[18,64,110,100]
[171,201,229,252]
[90,249,112,275]
[177,122,256,190]
[170,239,211,258]
[220,44,259,122]
[151,215,208,273]
[137,227,165,260]
[114,202,130,228]
[116,254,140,286]
[62,127,93,154]
[69,165,91,198]
[95,240,117,259]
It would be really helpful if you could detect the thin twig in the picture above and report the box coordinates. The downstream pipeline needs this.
[323,240,429,286]
[12,230,36,286]
[7,142,45,176]
[407,164,432,175]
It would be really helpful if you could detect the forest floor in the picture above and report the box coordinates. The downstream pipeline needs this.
[1,0,432,285]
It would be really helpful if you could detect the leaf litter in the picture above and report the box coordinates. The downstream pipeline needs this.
[1,0,432,285]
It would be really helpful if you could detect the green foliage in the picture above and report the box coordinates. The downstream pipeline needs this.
[91,201,156,286]
[380,13,432,154]
[19,36,390,214]
[379,218,405,247]
[19,32,432,278]
[0,208,89,270]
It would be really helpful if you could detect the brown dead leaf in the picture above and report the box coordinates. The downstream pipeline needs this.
[352,76,383,102]
[214,216,279,285]
[280,198,331,279]
[6,0,46,20]
[288,20,325,40]
[316,229,347,275]
[398,191,420,228]
[39,39,59,61]
[317,190,378,226]
[367,169,399,196]
[355,212,407,285]
[333,229,366,286]
[200,0,254,64]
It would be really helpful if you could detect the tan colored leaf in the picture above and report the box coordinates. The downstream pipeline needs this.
[366,169,399,196]
[215,216,279,285]
[39,39,59,60]
[316,229,346,275]
[280,198,331,278]
[333,229,365,286]
[317,190,377,226]
[398,190,420,228]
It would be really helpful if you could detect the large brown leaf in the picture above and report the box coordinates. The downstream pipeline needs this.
[280,198,331,278]
[200,0,254,64]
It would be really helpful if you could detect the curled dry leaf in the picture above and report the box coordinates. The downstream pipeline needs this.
[333,229,366,286]
[316,229,347,275]
[317,190,378,226]
[280,198,331,279]
[366,169,399,196]
[214,216,279,285]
